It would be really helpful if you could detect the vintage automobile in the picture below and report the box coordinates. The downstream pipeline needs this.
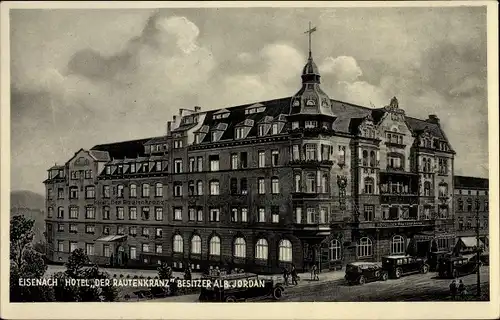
[198,272,284,302]
[437,254,480,278]
[382,255,429,279]
[427,251,453,271]
[344,262,388,285]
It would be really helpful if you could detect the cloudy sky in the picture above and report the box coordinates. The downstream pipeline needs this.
[10,6,488,194]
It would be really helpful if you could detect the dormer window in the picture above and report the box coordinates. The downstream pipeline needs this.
[194,134,201,144]
[130,163,136,173]
[235,127,245,139]
[105,166,111,175]
[173,140,183,149]
[258,125,267,136]
[292,122,299,130]
[271,123,279,135]
[211,132,218,142]
[305,121,317,128]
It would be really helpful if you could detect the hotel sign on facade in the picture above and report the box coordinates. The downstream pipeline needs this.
[94,199,169,206]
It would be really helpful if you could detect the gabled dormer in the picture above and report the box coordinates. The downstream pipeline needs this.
[213,108,230,120]
[234,119,254,140]
[358,114,378,140]
[245,103,266,115]
[271,114,287,135]
[257,116,273,137]
[194,125,209,144]
[210,123,228,142]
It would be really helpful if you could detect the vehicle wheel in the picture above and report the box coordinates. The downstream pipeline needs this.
[358,276,365,285]
[273,286,284,300]
[395,268,402,279]
[225,296,237,302]
[381,272,388,281]
[421,264,429,274]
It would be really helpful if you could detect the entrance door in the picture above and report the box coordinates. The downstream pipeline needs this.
[116,245,125,266]
[416,241,430,257]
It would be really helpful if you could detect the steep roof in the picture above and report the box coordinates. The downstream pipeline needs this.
[454,175,489,189]
[90,137,153,160]
[88,150,111,162]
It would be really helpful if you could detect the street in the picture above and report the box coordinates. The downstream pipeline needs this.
[151,267,489,302]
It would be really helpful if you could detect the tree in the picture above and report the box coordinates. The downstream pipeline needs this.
[157,262,172,280]
[65,248,89,278]
[10,215,35,268]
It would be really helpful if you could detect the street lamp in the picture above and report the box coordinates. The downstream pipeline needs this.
[475,198,481,297]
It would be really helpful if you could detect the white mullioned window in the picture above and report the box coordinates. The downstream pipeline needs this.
[255,239,268,260]
[278,239,293,262]
[357,237,373,257]
[173,235,183,253]
[234,237,246,258]
[209,236,221,256]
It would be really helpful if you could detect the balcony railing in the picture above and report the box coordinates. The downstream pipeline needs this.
[291,192,331,200]
[380,194,419,205]
[289,159,334,167]
[289,127,336,136]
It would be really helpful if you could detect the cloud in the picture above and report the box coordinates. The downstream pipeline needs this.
[320,56,363,83]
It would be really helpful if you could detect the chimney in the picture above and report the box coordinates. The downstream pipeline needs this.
[194,106,201,113]
[173,115,177,123]
[166,121,172,136]
[427,114,440,124]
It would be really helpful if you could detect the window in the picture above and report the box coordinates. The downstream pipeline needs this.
[307,208,315,224]
[85,186,95,199]
[197,157,203,172]
[209,180,220,195]
[295,207,302,223]
[292,145,300,160]
[240,152,248,168]
[85,243,95,256]
[197,181,203,195]
[103,226,110,235]
[85,225,95,234]
[231,154,239,169]
[271,150,279,166]
[255,239,268,260]
[240,178,248,195]
[294,174,301,192]
[57,207,64,218]
[102,206,110,220]
[364,205,374,222]
[258,178,265,194]
[155,183,163,197]
[142,184,150,197]
[320,174,328,193]
[130,246,137,259]
[130,184,137,197]
[209,236,221,256]
[70,207,79,219]
[70,242,78,252]
[174,182,183,197]
[438,158,448,175]
[438,183,448,197]
[188,207,196,221]
[338,146,346,164]
[155,161,162,172]
[117,226,125,235]
[364,177,374,194]
[209,155,219,171]
[155,244,163,254]
[142,227,149,237]
[130,163,136,173]
[142,162,149,173]
[210,208,220,222]
[387,154,403,169]
[191,235,201,254]
[173,235,183,253]
[258,125,266,136]
[142,244,150,253]
[129,226,137,236]
[306,174,316,193]
[231,208,238,222]
[142,207,150,220]
[484,199,489,211]
[329,239,341,261]
[457,199,464,211]
[173,140,183,149]
[369,151,376,167]
[362,150,368,166]
[305,121,317,128]
[57,241,64,252]
[391,235,405,254]
[57,223,64,232]
[230,178,238,195]
[117,185,124,198]
[115,207,124,220]
[292,121,299,130]
[305,144,317,160]
[271,177,279,194]
[258,151,266,168]
[241,208,248,222]
[69,187,79,199]
[174,159,183,174]
[155,207,163,221]
[57,188,64,199]
[47,207,54,218]
[85,206,95,219]
[319,207,327,224]
[197,208,203,221]
[357,237,373,257]
[234,238,246,258]
[189,158,195,172]
[424,182,431,196]
[271,206,279,223]
[258,208,266,222]
[174,207,182,221]
[278,239,292,262]
[235,127,245,139]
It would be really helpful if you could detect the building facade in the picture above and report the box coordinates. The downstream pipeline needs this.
[44,50,457,274]
[453,176,489,244]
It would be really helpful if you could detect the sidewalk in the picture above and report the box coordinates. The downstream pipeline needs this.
[262,269,346,288]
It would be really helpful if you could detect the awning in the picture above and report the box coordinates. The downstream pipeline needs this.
[459,237,484,248]
[96,235,127,242]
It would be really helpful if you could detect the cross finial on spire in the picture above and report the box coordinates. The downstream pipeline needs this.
[304,21,317,58]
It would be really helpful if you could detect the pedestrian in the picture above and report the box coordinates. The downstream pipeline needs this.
[449,279,457,300]
[458,279,466,300]
[313,264,320,281]
[310,264,316,281]
[184,265,192,281]
[291,264,299,286]
[282,267,289,286]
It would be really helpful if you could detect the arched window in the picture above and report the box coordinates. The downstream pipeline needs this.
[294,174,301,192]
[271,177,280,194]
[357,237,372,257]
[369,151,376,167]
[209,180,220,195]
[321,174,328,193]
[142,183,150,197]
[306,173,316,193]
[329,239,341,261]
[391,235,405,254]
[234,237,246,258]
[155,183,163,197]
[364,177,374,194]
[129,183,137,197]
[197,180,203,195]
[362,150,368,166]
[209,236,221,256]
[278,239,293,262]
[424,182,431,196]
[173,234,183,253]
[191,235,201,254]
[255,238,268,260]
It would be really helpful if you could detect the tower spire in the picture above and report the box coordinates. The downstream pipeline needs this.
[304,21,317,59]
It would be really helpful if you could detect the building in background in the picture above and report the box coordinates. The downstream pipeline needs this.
[453,175,489,251]
[44,47,457,273]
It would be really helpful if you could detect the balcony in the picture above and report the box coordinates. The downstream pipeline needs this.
[289,127,335,137]
[380,193,419,205]
[289,159,334,168]
[356,217,436,229]
[291,192,331,200]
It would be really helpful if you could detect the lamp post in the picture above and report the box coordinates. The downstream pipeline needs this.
[475,198,481,297]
